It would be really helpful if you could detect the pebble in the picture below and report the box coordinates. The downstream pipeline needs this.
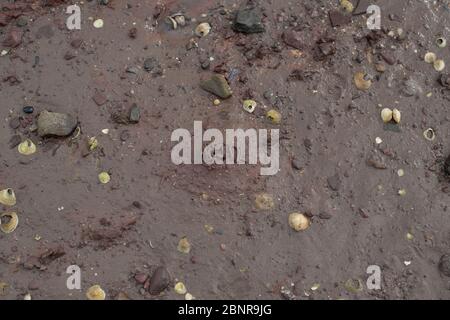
[232,7,265,34]
[129,104,140,123]
[148,266,171,295]
[92,91,108,106]
[291,158,302,170]
[23,106,34,114]
[439,255,450,277]
[327,174,341,191]
[3,27,23,48]
[329,10,351,27]
[200,74,232,99]
[37,110,78,137]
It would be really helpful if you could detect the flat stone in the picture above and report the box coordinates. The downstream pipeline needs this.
[200,74,232,99]
[3,27,23,48]
[329,10,351,27]
[232,7,265,34]
[92,91,107,106]
[282,30,307,50]
[37,110,77,137]
[129,104,140,123]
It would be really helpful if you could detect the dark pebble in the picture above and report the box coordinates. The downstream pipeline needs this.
[148,266,171,295]
[319,212,332,220]
[129,104,140,123]
[23,106,34,114]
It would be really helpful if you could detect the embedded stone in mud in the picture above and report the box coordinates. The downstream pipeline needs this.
[37,110,77,137]
[200,74,232,99]
[232,7,265,34]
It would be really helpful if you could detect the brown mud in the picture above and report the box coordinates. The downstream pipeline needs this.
[1,0,450,300]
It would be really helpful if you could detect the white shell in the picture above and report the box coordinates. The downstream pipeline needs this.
[195,23,211,37]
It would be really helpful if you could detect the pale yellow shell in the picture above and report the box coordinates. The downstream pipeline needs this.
[86,285,106,300]
[0,212,19,234]
[354,72,372,90]
[266,109,281,124]
[18,139,36,155]
[195,23,211,37]
[0,188,16,206]
[288,212,310,231]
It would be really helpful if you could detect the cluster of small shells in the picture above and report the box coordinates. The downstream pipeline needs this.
[424,51,446,71]
[380,108,401,124]
[165,13,186,30]
[0,188,18,234]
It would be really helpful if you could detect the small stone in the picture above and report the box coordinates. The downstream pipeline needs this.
[23,106,34,114]
[3,28,23,48]
[9,117,21,130]
[144,57,158,72]
[8,135,22,149]
[329,10,351,27]
[37,110,77,137]
[282,30,307,50]
[70,39,83,48]
[134,273,148,284]
[319,212,332,220]
[401,79,422,97]
[232,7,265,34]
[129,104,140,123]
[148,266,171,295]
[291,159,302,170]
[439,255,450,277]
[327,174,341,191]
[92,91,108,106]
[200,74,232,99]
[128,27,137,39]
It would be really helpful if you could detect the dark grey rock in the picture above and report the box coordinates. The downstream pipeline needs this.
[327,174,341,191]
[129,104,140,123]
[232,7,265,34]
[37,110,77,137]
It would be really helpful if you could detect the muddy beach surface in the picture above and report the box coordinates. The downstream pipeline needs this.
[1,0,450,300]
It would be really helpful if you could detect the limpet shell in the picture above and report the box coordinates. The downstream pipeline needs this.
[423,128,436,141]
[174,15,186,27]
[0,212,19,234]
[344,278,363,293]
[177,237,191,254]
[380,108,393,123]
[354,72,372,90]
[86,285,106,300]
[340,0,354,13]
[436,37,447,48]
[434,59,446,71]
[93,19,104,29]
[174,282,187,295]
[424,52,437,64]
[195,22,211,37]
[254,193,274,210]
[165,16,178,30]
[392,108,401,124]
[98,172,110,184]
[266,109,281,124]
[288,212,310,231]
[18,139,36,155]
[0,188,16,206]
[243,100,257,113]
